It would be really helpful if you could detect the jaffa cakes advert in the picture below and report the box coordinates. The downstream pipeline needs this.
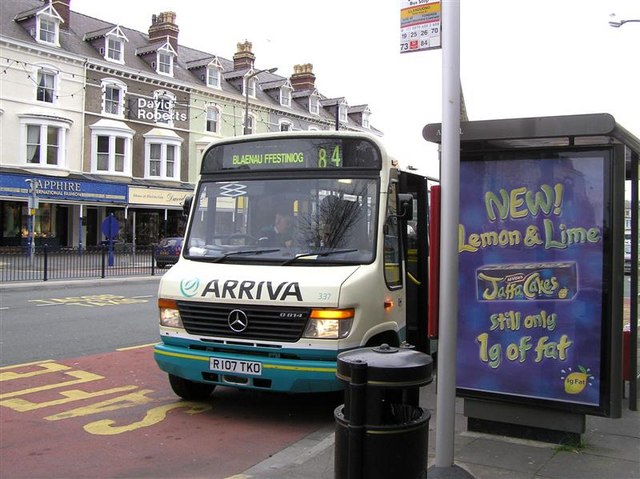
[456,155,605,406]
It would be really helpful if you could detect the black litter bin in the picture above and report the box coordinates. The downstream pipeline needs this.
[334,344,433,479]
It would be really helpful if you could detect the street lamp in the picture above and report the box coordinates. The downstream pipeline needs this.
[609,13,640,28]
[24,179,38,260]
[243,67,278,135]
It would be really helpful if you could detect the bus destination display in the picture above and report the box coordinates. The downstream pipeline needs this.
[202,137,382,173]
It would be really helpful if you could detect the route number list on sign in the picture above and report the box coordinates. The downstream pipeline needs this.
[400,0,441,53]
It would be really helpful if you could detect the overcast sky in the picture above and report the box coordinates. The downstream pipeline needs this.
[71,0,639,181]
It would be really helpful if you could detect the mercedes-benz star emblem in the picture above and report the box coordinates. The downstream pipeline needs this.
[228,309,248,333]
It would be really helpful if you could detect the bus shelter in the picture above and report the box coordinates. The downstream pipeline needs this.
[423,113,639,440]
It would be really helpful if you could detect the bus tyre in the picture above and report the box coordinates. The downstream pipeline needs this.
[168,374,215,400]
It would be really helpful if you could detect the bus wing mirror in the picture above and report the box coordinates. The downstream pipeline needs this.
[182,195,194,217]
[398,194,413,220]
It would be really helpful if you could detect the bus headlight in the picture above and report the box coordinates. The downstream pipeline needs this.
[158,298,183,328]
[303,308,354,339]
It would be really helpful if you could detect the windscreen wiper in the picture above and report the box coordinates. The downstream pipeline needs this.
[211,248,280,263]
[281,249,358,266]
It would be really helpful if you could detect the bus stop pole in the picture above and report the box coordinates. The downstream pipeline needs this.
[434,0,461,471]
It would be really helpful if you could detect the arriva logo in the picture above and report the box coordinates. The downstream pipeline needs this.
[180,278,201,297]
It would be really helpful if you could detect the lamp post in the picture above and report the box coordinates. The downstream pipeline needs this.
[24,179,38,260]
[609,14,640,28]
[243,67,278,135]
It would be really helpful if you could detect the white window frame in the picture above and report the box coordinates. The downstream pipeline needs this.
[205,105,220,134]
[280,85,292,107]
[96,136,127,173]
[89,120,134,175]
[106,37,124,63]
[244,76,257,99]
[143,133,183,181]
[35,66,57,104]
[36,10,60,46]
[157,47,174,76]
[153,90,176,127]
[91,134,132,175]
[206,65,221,89]
[339,101,348,124]
[19,115,70,169]
[309,94,320,115]
[101,79,127,117]
[279,119,293,132]
[244,113,256,134]
[362,110,370,129]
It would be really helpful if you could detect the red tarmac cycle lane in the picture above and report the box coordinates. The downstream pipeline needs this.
[0,345,338,479]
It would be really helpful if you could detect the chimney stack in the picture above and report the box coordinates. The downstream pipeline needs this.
[148,11,179,50]
[51,0,70,30]
[290,64,316,91]
[233,41,255,71]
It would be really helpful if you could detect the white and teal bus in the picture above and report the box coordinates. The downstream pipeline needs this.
[154,131,434,399]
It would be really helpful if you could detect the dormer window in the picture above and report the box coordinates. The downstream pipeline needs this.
[188,57,223,90]
[362,110,370,129]
[107,38,123,61]
[244,76,257,99]
[338,101,348,123]
[207,66,221,89]
[154,42,177,77]
[102,26,128,63]
[136,40,175,77]
[35,5,62,46]
[85,26,128,64]
[39,17,57,44]
[280,85,292,107]
[158,50,173,75]
[309,94,319,115]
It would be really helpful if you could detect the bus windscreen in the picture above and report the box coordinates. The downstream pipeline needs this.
[201,137,382,173]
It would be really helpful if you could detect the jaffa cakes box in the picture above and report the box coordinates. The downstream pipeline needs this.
[476,261,577,301]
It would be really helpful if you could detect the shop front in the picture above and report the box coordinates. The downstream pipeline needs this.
[0,172,127,249]
[126,186,192,246]
[0,173,193,249]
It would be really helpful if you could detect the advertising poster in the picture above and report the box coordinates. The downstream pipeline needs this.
[457,152,608,409]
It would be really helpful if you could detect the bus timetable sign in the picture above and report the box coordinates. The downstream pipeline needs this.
[400,0,441,53]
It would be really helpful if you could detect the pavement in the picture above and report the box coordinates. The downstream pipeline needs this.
[231,379,640,479]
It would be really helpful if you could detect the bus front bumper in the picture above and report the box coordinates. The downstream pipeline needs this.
[154,343,342,393]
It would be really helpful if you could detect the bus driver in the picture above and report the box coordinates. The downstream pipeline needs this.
[258,212,294,247]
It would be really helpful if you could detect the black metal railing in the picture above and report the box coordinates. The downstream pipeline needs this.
[0,244,161,283]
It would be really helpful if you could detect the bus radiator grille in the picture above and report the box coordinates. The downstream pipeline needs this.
[177,301,310,342]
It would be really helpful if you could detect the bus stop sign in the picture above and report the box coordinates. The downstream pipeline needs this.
[101,215,119,239]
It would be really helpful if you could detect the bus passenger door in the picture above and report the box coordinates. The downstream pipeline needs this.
[399,171,432,354]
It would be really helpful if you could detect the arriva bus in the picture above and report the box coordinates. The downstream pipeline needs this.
[154,131,435,400]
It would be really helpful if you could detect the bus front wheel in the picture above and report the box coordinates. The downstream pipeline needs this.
[168,374,215,400]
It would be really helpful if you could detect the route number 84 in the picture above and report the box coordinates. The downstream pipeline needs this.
[318,145,342,168]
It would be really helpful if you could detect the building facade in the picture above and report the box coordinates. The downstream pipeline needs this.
[0,0,379,248]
